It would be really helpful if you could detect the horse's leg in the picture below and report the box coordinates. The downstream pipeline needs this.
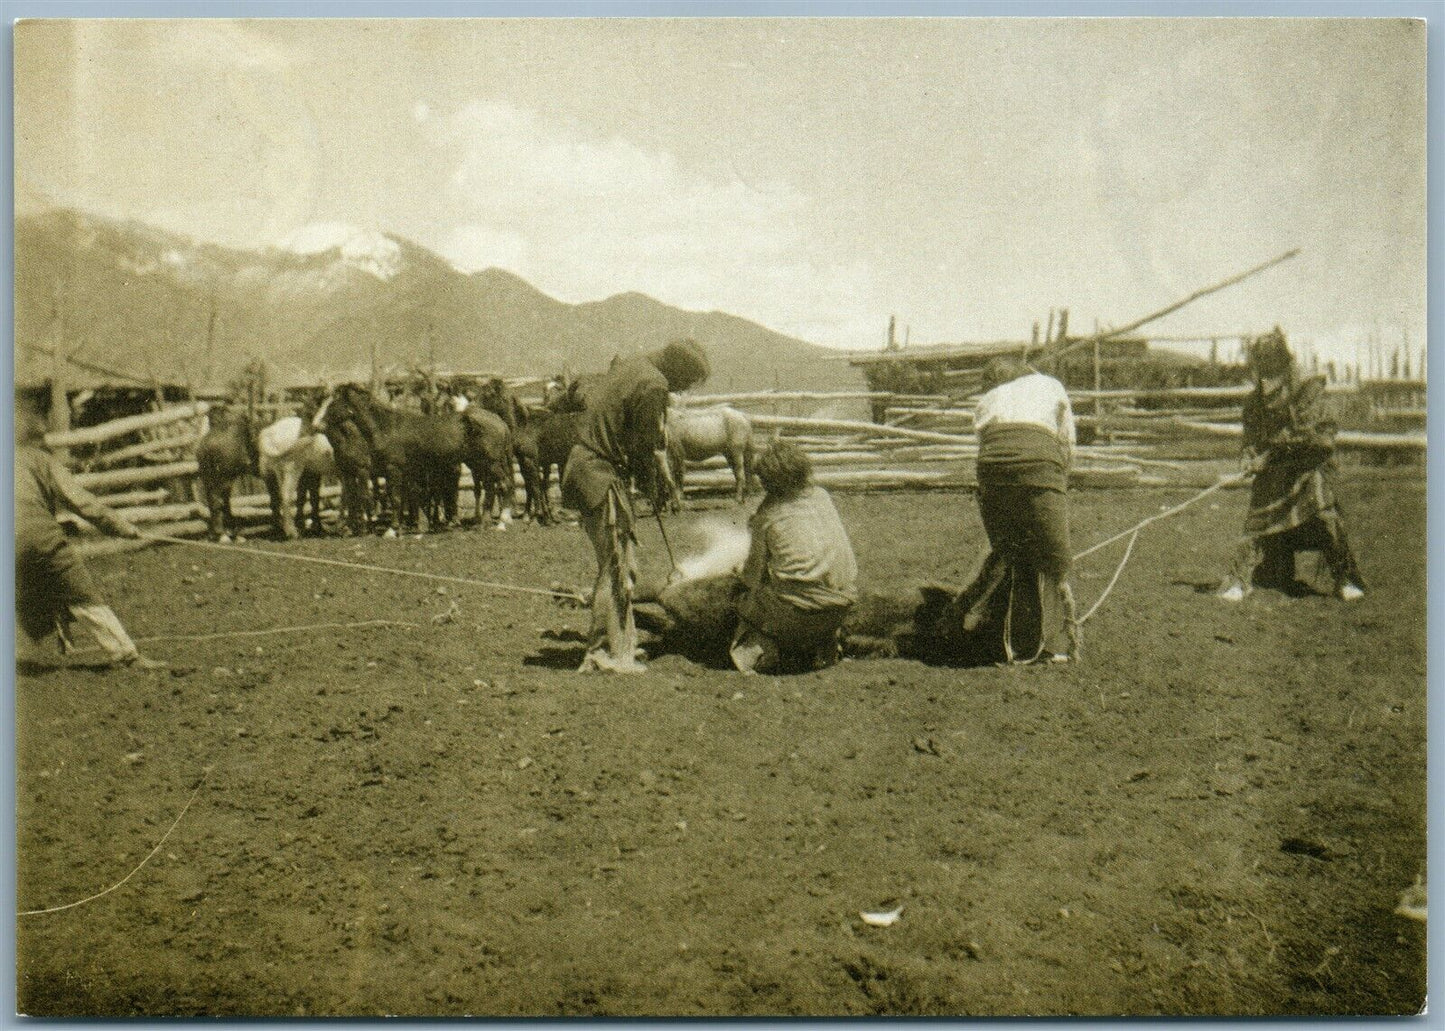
[202,478,224,540]
[446,464,461,528]
[263,471,284,538]
[520,455,544,523]
[493,461,513,529]
[336,473,352,536]
[280,464,301,539]
[502,460,518,523]
[541,464,555,524]
[306,471,323,535]
[384,466,405,537]
[294,470,311,536]
[223,482,239,540]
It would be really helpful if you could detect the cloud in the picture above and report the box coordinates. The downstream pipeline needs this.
[425,100,884,346]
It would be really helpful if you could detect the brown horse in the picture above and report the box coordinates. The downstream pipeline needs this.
[195,406,259,541]
[460,407,517,527]
[514,409,586,524]
[317,384,465,536]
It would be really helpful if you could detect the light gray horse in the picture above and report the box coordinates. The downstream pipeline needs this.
[665,405,755,507]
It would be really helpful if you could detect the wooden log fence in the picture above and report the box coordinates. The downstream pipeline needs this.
[44,402,211,450]
[47,385,1423,546]
[88,431,206,469]
[1171,419,1427,451]
[76,460,200,492]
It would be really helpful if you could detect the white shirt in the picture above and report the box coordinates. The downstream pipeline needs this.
[975,372,1075,449]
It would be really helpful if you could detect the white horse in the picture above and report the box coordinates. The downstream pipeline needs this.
[258,403,336,539]
[665,405,755,507]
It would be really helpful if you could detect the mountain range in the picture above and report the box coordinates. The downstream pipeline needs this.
[15,209,861,394]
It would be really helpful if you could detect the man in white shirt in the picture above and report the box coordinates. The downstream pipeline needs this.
[962,357,1080,663]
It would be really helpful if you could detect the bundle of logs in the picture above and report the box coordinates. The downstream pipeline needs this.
[48,385,1426,553]
[670,386,1426,498]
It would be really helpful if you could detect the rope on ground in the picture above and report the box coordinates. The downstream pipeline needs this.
[1071,472,1248,623]
[19,771,208,917]
[65,619,423,657]
[142,534,586,603]
[134,619,421,645]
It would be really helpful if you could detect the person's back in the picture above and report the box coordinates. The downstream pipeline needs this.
[16,444,65,543]
[576,356,671,472]
[750,484,857,611]
[16,443,121,552]
[732,440,857,674]
[563,340,711,674]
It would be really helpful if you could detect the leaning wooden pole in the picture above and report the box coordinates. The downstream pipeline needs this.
[1040,248,1301,369]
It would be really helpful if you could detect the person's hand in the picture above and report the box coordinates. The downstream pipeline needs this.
[116,520,144,540]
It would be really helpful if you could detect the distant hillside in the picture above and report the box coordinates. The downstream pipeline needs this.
[14,209,861,394]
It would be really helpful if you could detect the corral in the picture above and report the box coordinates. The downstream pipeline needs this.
[15,470,1425,1016]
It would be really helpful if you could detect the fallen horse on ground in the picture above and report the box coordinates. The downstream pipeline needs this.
[632,571,1051,671]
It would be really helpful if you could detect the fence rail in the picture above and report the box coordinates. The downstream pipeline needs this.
[52,385,1423,543]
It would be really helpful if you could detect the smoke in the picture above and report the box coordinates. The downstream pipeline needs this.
[675,517,752,582]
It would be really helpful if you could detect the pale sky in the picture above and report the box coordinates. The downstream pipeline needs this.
[14,17,1428,365]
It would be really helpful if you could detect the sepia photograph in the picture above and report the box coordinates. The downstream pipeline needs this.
[12,12,1429,1017]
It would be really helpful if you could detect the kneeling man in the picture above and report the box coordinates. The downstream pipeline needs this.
[730,441,858,674]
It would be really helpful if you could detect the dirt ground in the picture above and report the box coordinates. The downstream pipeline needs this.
[15,472,1427,1016]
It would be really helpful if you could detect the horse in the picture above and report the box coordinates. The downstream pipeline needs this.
[317,383,465,536]
[324,413,376,535]
[544,372,606,414]
[475,377,529,432]
[258,409,336,540]
[195,406,259,542]
[665,405,755,507]
[460,407,517,528]
[514,409,586,524]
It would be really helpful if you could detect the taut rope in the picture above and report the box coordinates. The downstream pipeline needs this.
[142,534,585,603]
[1072,472,1249,622]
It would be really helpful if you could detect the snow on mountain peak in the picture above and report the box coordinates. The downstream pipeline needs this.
[275,222,402,281]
